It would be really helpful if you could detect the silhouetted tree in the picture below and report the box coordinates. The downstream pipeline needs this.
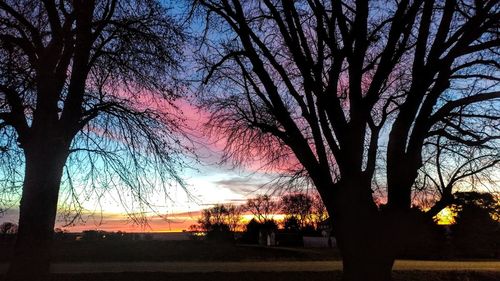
[241,218,278,244]
[280,193,314,229]
[450,191,500,258]
[282,216,300,232]
[311,192,329,229]
[452,203,499,258]
[398,208,446,259]
[414,136,500,217]
[195,204,242,241]
[0,0,187,278]
[245,194,279,223]
[224,204,243,232]
[241,218,260,244]
[453,192,500,219]
[193,0,500,280]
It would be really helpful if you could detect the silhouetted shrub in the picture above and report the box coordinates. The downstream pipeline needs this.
[241,219,278,244]
[399,209,446,259]
[452,205,499,258]
[205,223,234,242]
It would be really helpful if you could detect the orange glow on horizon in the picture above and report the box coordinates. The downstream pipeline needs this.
[57,205,461,233]
[434,207,456,225]
[58,211,202,233]
[59,212,290,233]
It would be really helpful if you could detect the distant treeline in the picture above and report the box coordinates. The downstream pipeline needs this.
[188,192,499,259]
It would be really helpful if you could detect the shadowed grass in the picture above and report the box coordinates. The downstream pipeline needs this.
[0,240,340,263]
[1,271,497,281]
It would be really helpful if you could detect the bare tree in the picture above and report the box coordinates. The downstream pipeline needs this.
[225,204,243,232]
[245,194,279,223]
[311,192,329,228]
[0,0,187,278]
[196,203,243,233]
[414,135,500,217]
[453,191,500,219]
[192,0,500,280]
[280,193,314,229]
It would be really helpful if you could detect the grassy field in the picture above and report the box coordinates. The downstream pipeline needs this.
[1,260,499,274]
[1,240,498,280]
[2,271,500,281]
[3,239,499,263]
[0,240,340,262]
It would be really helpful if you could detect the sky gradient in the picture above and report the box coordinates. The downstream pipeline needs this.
[0,97,282,232]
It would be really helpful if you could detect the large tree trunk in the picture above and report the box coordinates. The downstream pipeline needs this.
[325,178,401,281]
[7,140,69,280]
[334,215,397,281]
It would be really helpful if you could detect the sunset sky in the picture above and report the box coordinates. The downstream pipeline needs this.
[0,1,492,234]
[1,156,277,232]
[0,100,282,232]
[0,99,480,231]
[1,151,278,233]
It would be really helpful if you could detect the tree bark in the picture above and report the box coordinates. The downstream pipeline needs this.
[325,179,398,281]
[334,215,396,281]
[7,140,69,280]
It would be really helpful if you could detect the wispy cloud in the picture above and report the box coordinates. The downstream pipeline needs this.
[0,208,18,224]
[213,176,271,196]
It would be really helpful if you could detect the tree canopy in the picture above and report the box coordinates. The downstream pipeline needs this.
[192,0,500,280]
[0,0,189,222]
[0,0,189,278]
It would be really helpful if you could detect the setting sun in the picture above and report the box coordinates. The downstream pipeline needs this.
[434,207,456,225]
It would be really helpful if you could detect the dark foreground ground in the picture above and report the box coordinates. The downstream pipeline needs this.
[1,271,500,281]
[0,240,340,262]
[1,240,499,280]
